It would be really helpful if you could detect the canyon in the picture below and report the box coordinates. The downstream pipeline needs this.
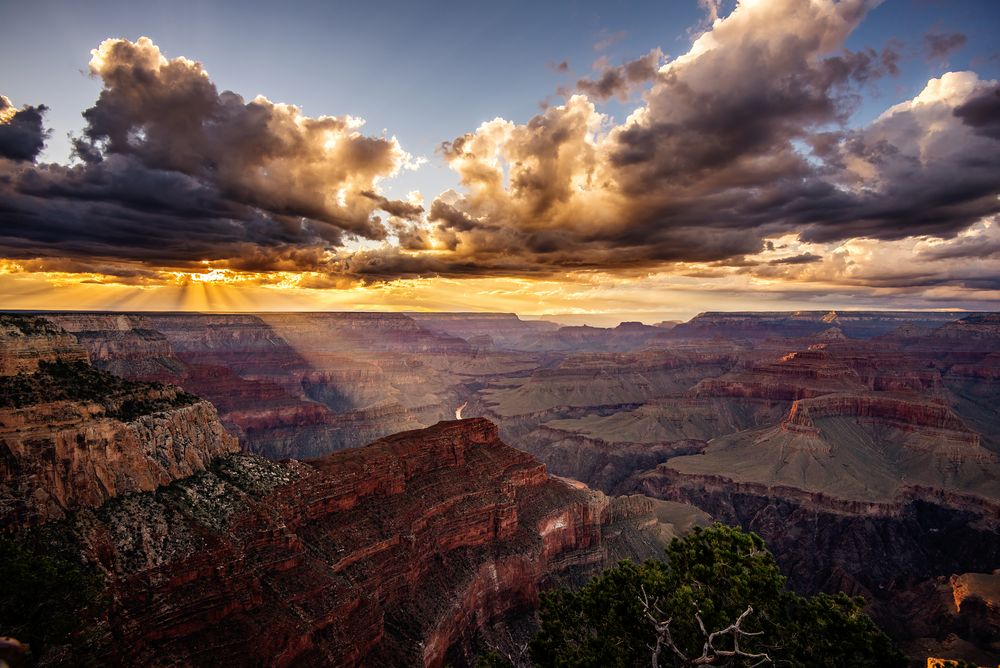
[2,309,999,664]
[0,314,702,666]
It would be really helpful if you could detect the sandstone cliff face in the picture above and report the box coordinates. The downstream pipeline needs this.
[783,393,980,441]
[44,313,185,381]
[406,312,559,350]
[948,570,1000,656]
[0,316,238,531]
[38,418,691,667]
[631,465,1000,659]
[0,315,88,375]
[1,398,237,530]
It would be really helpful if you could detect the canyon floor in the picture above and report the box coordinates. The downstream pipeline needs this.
[2,310,999,665]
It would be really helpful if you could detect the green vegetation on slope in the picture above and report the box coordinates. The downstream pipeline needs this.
[483,524,906,667]
[0,538,105,664]
[0,360,198,420]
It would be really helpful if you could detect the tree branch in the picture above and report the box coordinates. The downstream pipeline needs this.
[638,591,772,668]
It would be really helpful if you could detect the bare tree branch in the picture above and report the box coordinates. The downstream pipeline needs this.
[638,590,772,668]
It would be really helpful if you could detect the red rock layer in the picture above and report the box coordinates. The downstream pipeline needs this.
[783,392,979,444]
[0,315,238,531]
[55,418,666,667]
[44,313,184,381]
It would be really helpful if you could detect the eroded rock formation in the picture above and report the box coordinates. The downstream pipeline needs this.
[31,419,699,667]
[0,316,238,530]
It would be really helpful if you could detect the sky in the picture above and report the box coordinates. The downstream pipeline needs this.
[1,0,999,324]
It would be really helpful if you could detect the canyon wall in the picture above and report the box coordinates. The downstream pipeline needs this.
[11,308,999,663]
[0,315,238,530]
[30,419,696,667]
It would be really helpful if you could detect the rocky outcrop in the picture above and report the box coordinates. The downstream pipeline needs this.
[629,465,1000,663]
[258,312,473,355]
[783,393,980,443]
[948,570,1000,657]
[37,419,695,667]
[512,322,665,353]
[406,312,559,350]
[0,314,88,375]
[44,313,185,381]
[691,349,867,400]
[0,315,238,531]
[669,311,972,341]
[1,398,237,530]
[107,313,476,458]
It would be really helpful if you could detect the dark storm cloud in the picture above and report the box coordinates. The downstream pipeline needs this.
[954,84,1000,140]
[2,2,999,295]
[575,48,663,101]
[359,190,424,219]
[0,154,351,268]
[0,97,49,162]
[923,30,967,60]
[77,37,404,240]
[0,37,413,273]
[921,234,1000,261]
[768,253,823,265]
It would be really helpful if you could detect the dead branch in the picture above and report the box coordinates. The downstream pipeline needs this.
[638,588,772,667]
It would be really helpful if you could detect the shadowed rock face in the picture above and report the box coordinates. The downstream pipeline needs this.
[34,419,699,667]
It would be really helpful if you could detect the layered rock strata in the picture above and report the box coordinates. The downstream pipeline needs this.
[33,419,698,667]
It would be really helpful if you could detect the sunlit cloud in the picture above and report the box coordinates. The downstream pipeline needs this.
[1,1,999,317]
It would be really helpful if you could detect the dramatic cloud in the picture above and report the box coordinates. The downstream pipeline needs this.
[387,0,998,287]
[0,96,48,161]
[954,83,1000,140]
[80,37,415,235]
[800,71,1000,242]
[412,0,998,280]
[1,1,999,311]
[0,37,420,271]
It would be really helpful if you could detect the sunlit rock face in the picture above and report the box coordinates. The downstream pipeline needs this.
[0,314,88,375]
[0,315,238,531]
[30,418,698,667]
[457,312,1000,663]
[44,312,475,458]
[44,313,185,381]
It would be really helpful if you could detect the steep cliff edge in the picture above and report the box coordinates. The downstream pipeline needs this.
[0,316,238,531]
[25,418,697,667]
[45,313,185,381]
[0,314,88,375]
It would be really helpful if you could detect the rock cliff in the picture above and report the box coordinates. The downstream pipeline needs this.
[0,314,88,375]
[669,311,973,340]
[32,419,698,667]
[0,316,238,531]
